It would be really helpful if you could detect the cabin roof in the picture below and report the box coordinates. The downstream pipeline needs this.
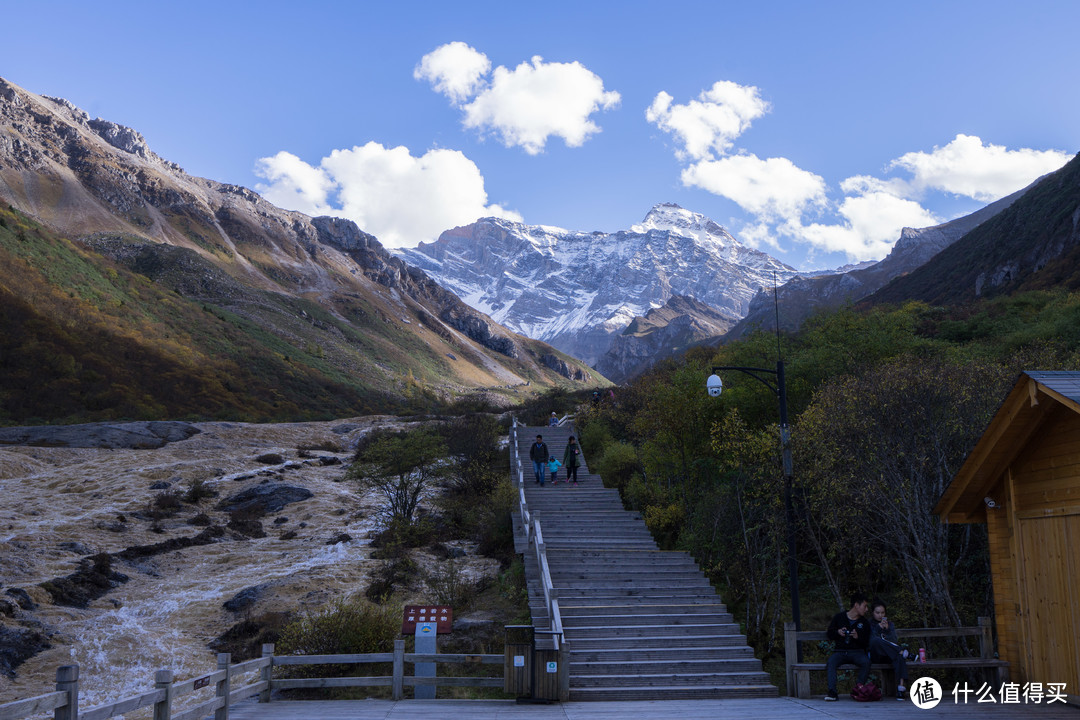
[934,371,1080,523]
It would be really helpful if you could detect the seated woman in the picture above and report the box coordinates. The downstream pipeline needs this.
[869,598,909,700]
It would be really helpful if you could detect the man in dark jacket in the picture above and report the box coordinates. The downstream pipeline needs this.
[529,434,549,486]
[825,592,871,701]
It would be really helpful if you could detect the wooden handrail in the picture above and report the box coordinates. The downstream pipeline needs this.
[0,691,68,720]
[0,647,508,720]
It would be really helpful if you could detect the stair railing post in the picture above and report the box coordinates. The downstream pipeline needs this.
[153,669,174,720]
[54,665,78,720]
[260,644,274,703]
[784,621,797,696]
[558,638,570,702]
[215,652,231,720]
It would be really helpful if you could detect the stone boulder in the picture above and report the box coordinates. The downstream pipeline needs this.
[0,421,201,449]
[218,485,314,515]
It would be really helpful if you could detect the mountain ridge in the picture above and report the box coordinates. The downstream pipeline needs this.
[0,76,598,423]
[866,152,1080,306]
[395,204,798,366]
[723,181,1034,339]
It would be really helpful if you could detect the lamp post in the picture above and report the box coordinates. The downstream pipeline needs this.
[707,360,801,635]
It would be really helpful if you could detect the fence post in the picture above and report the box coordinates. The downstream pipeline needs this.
[260,644,274,703]
[783,621,797,697]
[977,616,993,659]
[392,639,405,701]
[214,653,231,720]
[54,665,78,720]
[152,669,174,720]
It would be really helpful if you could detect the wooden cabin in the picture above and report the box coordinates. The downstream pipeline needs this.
[935,371,1080,701]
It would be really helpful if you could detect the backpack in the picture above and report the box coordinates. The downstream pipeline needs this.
[851,682,882,702]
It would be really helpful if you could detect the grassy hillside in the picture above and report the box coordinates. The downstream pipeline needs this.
[0,205,411,424]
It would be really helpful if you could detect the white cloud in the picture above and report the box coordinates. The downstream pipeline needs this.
[254,151,335,217]
[890,134,1071,201]
[646,81,770,160]
[795,191,940,261]
[681,154,827,221]
[463,56,621,154]
[416,44,620,154]
[255,142,520,248]
[414,41,491,105]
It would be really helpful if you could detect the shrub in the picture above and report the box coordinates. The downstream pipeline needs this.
[593,441,639,492]
[423,559,477,609]
[148,489,183,519]
[643,503,684,548]
[364,553,418,603]
[579,419,614,462]
[277,599,400,689]
[183,477,217,503]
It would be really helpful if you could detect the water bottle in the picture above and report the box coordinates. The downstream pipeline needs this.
[918,647,926,663]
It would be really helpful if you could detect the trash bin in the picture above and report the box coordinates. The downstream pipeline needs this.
[504,626,533,696]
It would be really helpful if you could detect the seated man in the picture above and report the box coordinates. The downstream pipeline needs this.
[825,592,871,701]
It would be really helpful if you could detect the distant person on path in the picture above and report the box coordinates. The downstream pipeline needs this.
[825,592,871,701]
[549,412,559,426]
[529,434,549,486]
[591,389,601,406]
[869,598,909,700]
[562,435,582,486]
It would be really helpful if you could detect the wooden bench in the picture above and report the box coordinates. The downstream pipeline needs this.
[783,616,1009,698]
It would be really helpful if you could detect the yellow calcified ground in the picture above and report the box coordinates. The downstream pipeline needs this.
[0,417,500,713]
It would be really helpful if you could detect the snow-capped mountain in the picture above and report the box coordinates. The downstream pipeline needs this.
[394,204,797,365]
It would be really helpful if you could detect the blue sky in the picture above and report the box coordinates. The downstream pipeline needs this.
[2,0,1077,269]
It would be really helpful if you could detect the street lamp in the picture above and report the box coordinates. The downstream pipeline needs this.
[706,360,801,635]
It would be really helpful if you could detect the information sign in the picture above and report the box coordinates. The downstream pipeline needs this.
[401,604,453,634]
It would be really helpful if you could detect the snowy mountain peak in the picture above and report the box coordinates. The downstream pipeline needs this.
[633,203,732,241]
[395,208,797,366]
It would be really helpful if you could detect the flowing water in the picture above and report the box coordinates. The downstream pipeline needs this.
[0,417,498,717]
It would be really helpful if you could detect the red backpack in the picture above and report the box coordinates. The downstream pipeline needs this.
[851,682,882,702]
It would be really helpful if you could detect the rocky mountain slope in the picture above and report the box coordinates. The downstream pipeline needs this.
[0,77,598,423]
[867,152,1080,306]
[594,295,735,382]
[725,185,1031,339]
[394,204,797,366]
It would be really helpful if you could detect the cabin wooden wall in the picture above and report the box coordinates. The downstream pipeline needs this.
[993,406,1080,691]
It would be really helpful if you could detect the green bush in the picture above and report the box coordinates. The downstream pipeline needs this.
[643,503,684,548]
[277,599,400,688]
[593,441,639,492]
[579,418,614,461]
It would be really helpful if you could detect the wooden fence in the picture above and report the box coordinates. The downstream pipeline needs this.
[0,642,503,720]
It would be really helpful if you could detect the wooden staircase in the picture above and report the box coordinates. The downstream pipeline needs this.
[511,423,778,701]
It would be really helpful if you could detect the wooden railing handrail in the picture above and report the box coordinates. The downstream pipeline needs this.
[0,645,509,720]
[0,690,68,720]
